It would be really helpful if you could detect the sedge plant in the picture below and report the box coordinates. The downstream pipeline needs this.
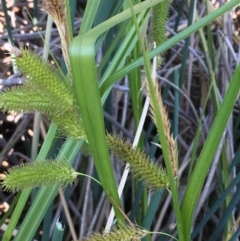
[1,0,240,240]
[0,44,169,237]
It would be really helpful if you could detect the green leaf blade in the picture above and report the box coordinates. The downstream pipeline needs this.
[69,36,125,223]
[181,64,240,239]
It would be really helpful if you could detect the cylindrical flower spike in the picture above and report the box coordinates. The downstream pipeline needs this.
[5,47,87,141]
[11,47,74,109]
[1,160,78,192]
[106,133,169,189]
[0,85,58,114]
[151,0,170,66]
[81,225,149,241]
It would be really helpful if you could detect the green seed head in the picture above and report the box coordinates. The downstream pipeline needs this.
[1,160,78,192]
[106,133,169,189]
[81,225,149,241]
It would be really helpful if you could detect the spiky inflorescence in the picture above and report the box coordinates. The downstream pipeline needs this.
[146,81,178,178]
[151,0,170,66]
[106,133,169,189]
[3,47,87,141]
[0,84,62,115]
[12,48,74,109]
[1,160,78,192]
[0,85,87,141]
[41,0,71,74]
[81,225,149,241]
[53,111,87,140]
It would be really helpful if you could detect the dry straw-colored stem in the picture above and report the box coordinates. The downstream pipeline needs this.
[41,0,71,76]
[145,80,178,178]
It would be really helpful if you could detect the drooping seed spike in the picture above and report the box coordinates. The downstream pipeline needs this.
[1,160,78,192]
[106,133,169,189]
[12,48,74,109]
[81,224,149,241]
[0,85,59,115]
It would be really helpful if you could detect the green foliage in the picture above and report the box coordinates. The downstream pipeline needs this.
[1,43,170,195]
[69,0,164,225]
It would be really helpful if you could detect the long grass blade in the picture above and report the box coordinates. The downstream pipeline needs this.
[181,64,240,239]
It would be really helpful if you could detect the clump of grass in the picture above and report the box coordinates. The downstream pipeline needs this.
[2,46,171,191]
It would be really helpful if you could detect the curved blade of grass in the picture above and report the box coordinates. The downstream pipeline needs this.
[181,64,240,240]
[70,29,126,223]
[69,0,164,224]
[100,0,240,96]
